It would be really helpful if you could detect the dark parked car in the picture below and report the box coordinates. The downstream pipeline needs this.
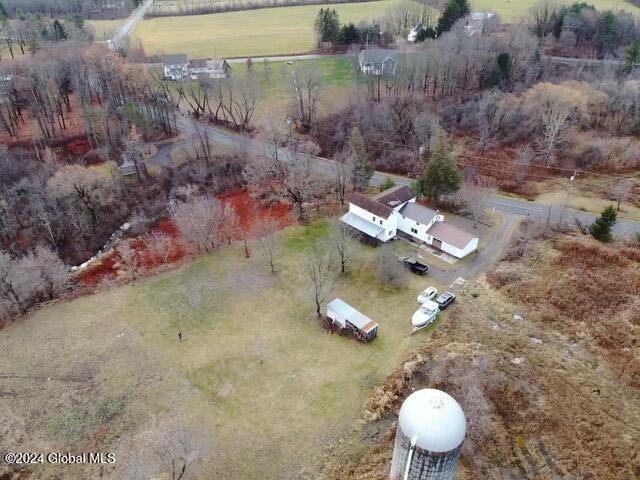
[435,292,456,310]
[398,256,429,275]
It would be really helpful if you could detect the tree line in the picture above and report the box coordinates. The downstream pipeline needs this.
[0,0,141,19]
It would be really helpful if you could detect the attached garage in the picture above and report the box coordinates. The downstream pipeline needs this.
[427,222,479,259]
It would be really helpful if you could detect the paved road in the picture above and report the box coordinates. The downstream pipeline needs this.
[109,0,153,46]
[158,117,640,236]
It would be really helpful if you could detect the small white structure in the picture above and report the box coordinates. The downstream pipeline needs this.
[188,58,232,80]
[358,48,397,76]
[464,11,499,36]
[341,185,479,259]
[162,54,189,81]
[390,389,466,480]
[326,298,379,342]
[407,25,423,43]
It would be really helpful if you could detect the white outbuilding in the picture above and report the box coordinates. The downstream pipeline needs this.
[326,298,379,342]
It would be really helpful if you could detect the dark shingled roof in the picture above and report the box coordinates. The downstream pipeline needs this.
[349,193,393,219]
[427,222,477,249]
[375,185,415,208]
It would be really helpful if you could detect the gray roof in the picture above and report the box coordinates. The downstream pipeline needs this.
[189,58,230,69]
[399,202,438,225]
[327,298,379,333]
[163,54,187,65]
[358,48,397,64]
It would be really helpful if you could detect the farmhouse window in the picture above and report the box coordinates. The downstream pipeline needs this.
[379,220,383,225]
[411,228,418,234]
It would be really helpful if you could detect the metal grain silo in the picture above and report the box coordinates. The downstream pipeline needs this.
[390,389,466,480]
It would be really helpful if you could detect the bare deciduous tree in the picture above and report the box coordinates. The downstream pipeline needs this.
[144,231,173,267]
[305,240,336,317]
[107,415,210,480]
[291,64,321,132]
[116,240,137,279]
[376,245,406,288]
[329,218,355,275]
[249,215,281,273]
[171,196,224,254]
[244,137,321,223]
[332,148,352,206]
[538,101,570,165]
[463,175,497,228]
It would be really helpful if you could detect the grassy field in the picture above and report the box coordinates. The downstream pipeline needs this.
[471,0,640,21]
[88,18,125,41]
[129,0,405,57]
[0,219,453,479]
[165,55,360,127]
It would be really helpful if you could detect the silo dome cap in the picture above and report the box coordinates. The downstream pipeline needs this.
[398,388,466,452]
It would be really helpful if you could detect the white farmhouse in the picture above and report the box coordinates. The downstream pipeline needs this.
[188,58,232,80]
[162,54,189,81]
[341,185,479,259]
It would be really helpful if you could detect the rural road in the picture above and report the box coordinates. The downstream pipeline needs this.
[109,0,153,46]
[161,117,640,236]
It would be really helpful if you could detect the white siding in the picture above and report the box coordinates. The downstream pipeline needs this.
[327,305,347,328]
[440,237,479,258]
[397,212,439,244]
[348,203,396,241]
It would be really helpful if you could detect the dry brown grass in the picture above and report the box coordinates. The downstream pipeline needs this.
[324,230,640,480]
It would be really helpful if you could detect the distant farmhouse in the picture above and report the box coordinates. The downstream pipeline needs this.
[464,11,499,36]
[358,48,397,76]
[188,58,232,80]
[162,54,189,81]
[341,185,479,259]
[163,55,232,81]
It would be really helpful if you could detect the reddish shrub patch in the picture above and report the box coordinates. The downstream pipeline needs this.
[217,189,293,237]
[152,219,180,238]
[76,253,118,286]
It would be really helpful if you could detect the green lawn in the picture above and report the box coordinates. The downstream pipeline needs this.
[0,220,449,478]
[130,0,407,57]
[166,55,360,127]
[471,0,640,22]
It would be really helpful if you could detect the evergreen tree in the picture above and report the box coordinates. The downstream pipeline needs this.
[0,2,7,18]
[314,8,341,46]
[52,19,67,41]
[338,23,358,45]
[416,134,461,202]
[436,0,470,35]
[624,39,640,72]
[589,205,617,242]
[349,127,373,192]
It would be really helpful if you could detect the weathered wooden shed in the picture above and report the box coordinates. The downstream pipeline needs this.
[326,298,379,342]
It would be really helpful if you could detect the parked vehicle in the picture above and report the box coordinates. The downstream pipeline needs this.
[417,287,438,304]
[399,256,428,275]
[435,292,456,310]
[411,300,440,328]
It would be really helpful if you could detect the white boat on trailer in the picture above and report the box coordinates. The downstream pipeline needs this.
[410,300,440,334]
